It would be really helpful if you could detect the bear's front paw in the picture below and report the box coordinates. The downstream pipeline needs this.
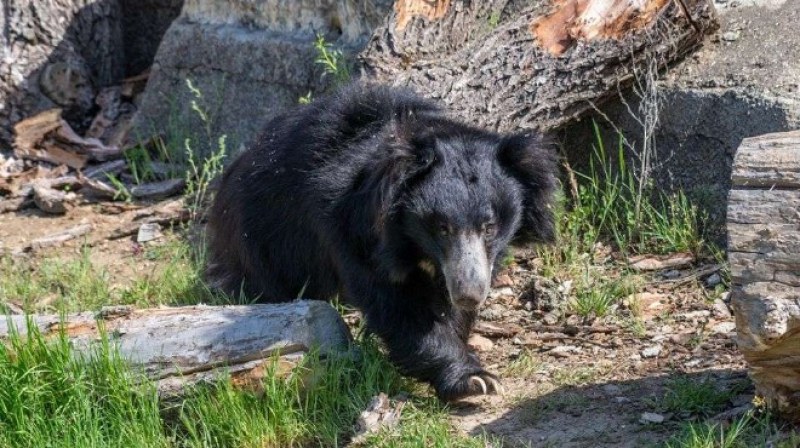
[437,370,504,402]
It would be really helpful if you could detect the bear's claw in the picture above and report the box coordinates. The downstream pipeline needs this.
[469,375,488,394]
[465,371,504,397]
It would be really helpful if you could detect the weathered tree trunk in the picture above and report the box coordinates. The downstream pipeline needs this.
[0,301,351,400]
[0,0,126,148]
[361,0,718,132]
[728,130,800,422]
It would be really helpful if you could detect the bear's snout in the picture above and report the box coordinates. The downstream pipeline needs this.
[442,233,491,310]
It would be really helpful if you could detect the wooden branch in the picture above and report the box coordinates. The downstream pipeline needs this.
[0,302,352,400]
[728,130,800,422]
[361,0,718,132]
[130,178,186,200]
[26,223,93,252]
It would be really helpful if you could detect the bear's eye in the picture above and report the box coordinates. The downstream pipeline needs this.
[482,222,497,237]
[438,222,451,236]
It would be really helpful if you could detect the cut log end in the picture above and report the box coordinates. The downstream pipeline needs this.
[532,0,673,56]
[728,130,800,422]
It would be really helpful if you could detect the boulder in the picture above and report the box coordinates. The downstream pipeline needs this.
[132,0,392,154]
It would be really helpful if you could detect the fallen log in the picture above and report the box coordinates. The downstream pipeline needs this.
[0,301,352,400]
[361,0,718,132]
[728,130,800,422]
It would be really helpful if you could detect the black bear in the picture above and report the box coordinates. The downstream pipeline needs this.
[205,83,556,401]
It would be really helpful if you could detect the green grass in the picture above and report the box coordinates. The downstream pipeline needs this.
[534,122,715,321]
[661,376,738,417]
[0,325,166,448]
[568,122,708,257]
[0,236,232,313]
[505,349,544,378]
[569,269,638,318]
[0,321,489,448]
[665,411,800,448]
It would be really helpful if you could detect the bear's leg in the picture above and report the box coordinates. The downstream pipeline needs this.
[361,288,503,401]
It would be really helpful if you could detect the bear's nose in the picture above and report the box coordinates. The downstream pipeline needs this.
[453,291,485,310]
[442,233,491,311]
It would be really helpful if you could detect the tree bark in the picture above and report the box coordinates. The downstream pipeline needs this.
[0,0,125,148]
[360,0,718,132]
[728,130,800,422]
[0,301,352,400]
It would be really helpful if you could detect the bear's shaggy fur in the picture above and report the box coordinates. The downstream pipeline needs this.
[206,84,556,400]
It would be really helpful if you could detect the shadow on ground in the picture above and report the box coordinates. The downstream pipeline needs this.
[452,369,751,448]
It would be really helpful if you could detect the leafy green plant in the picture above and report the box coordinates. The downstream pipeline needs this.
[125,144,156,185]
[314,34,351,86]
[298,91,314,104]
[184,134,227,220]
[105,173,133,202]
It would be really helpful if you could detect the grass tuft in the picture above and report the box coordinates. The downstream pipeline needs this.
[665,411,800,448]
[662,376,737,417]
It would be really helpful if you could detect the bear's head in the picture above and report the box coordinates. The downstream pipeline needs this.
[371,111,557,311]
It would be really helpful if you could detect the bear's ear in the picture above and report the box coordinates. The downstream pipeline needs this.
[498,132,558,244]
[362,120,437,232]
[390,108,438,176]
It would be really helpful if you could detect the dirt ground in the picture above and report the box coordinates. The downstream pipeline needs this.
[0,199,750,448]
[453,259,747,447]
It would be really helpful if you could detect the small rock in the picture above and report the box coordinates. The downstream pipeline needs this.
[543,312,559,325]
[684,358,702,368]
[629,253,693,271]
[662,269,681,279]
[705,273,722,288]
[351,393,405,443]
[711,321,736,334]
[492,274,514,288]
[602,384,622,396]
[712,299,731,318]
[549,345,580,358]
[721,31,740,42]
[676,310,711,322]
[640,412,665,424]
[627,292,669,319]
[614,396,631,403]
[670,333,694,345]
[641,345,662,358]
[489,287,514,299]
[557,280,573,295]
[467,334,495,352]
[479,304,505,321]
[523,301,533,311]
[137,223,163,243]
